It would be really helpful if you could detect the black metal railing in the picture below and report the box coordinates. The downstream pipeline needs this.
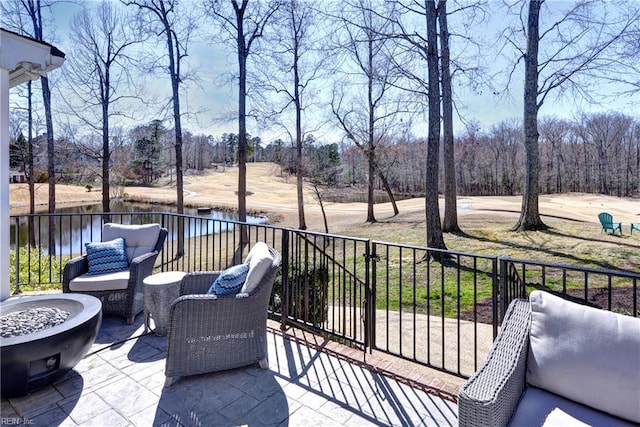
[500,256,639,318]
[9,211,640,379]
[370,242,498,376]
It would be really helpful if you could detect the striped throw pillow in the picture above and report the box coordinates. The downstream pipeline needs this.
[208,263,250,295]
[85,238,129,275]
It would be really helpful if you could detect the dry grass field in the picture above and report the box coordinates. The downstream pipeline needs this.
[9,162,640,273]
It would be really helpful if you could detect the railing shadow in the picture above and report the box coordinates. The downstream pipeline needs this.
[275,327,458,426]
[455,228,637,272]
[155,368,289,426]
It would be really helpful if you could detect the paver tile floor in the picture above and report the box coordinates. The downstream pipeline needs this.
[2,316,459,426]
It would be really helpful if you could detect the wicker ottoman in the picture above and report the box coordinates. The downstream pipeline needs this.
[143,271,186,336]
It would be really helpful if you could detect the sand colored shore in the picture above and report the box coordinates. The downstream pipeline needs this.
[9,163,640,234]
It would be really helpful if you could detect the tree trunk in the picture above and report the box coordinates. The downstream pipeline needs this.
[597,141,609,194]
[235,2,249,247]
[27,0,56,253]
[312,183,329,234]
[294,38,306,230]
[164,18,184,257]
[438,1,460,233]
[102,71,111,223]
[238,37,247,225]
[373,164,398,216]
[425,0,447,251]
[42,76,57,255]
[366,148,376,223]
[27,81,35,248]
[513,0,547,231]
[366,35,376,223]
[172,71,185,256]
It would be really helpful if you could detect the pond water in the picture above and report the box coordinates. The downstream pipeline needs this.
[10,201,267,255]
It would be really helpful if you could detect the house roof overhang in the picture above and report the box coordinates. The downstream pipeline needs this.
[0,27,66,88]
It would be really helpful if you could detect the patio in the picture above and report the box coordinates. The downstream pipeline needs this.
[1,310,462,426]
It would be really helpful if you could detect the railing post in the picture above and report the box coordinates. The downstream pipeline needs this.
[160,213,167,272]
[12,216,20,295]
[492,256,502,339]
[498,256,509,323]
[367,241,376,353]
[280,228,289,331]
[498,255,527,325]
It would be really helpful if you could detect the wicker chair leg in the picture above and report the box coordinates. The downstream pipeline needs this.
[164,376,174,387]
[126,315,135,325]
[258,358,269,370]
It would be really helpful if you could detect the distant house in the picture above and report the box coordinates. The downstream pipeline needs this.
[9,170,26,183]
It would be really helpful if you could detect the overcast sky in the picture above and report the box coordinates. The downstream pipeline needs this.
[7,0,640,144]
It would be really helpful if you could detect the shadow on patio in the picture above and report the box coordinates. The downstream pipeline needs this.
[2,314,459,426]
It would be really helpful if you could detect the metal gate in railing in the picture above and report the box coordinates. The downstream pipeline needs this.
[368,242,499,378]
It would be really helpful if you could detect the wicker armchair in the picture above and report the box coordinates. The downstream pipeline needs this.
[62,223,168,324]
[164,246,281,386]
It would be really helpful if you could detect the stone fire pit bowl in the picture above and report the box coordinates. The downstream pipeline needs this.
[1,294,102,398]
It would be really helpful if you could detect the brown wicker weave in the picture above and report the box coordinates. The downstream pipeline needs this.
[62,227,168,324]
[458,299,531,427]
[164,247,281,386]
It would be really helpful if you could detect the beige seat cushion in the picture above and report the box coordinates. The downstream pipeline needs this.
[509,387,636,427]
[69,270,130,291]
[102,223,160,262]
[527,290,640,423]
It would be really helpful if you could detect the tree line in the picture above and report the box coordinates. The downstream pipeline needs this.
[12,111,637,201]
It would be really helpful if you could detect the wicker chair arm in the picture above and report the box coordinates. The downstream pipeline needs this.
[62,256,89,292]
[458,299,531,427]
[130,250,158,265]
[129,251,159,283]
[179,271,222,296]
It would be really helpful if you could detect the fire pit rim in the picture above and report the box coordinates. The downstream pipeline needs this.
[1,293,102,346]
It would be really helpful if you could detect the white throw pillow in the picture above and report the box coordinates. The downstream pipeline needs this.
[240,242,273,294]
[527,290,640,424]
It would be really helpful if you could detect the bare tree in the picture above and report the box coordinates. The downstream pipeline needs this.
[422,0,446,251]
[330,0,403,223]
[126,0,195,256]
[538,117,572,194]
[388,0,446,248]
[259,0,325,230]
[437,1,460,233]
[205,0,280,226]
[62,1,143,221]
[506,0,640,231]
[576,112,633,195]
[380,0,489,243]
